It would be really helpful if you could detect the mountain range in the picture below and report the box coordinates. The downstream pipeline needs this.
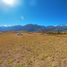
[0,24,67,32]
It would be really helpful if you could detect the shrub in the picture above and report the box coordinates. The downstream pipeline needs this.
[17,64,25,67]
[51,64,57,67]
[7,58,14,64]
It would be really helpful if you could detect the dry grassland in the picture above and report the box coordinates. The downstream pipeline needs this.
[0,32,67,67]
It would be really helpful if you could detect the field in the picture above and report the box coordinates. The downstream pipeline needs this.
[0,32,67,67]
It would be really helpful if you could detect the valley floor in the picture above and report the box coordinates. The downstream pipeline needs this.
[0,32,67,67]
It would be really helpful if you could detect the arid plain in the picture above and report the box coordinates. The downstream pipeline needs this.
[0,32,67,67]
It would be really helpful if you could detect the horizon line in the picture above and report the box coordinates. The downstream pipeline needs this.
[0,24,67,27]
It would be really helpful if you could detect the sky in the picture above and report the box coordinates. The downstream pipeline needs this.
[0,0,67,26]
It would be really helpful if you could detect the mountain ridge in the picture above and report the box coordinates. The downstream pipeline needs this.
[0,24,67,32]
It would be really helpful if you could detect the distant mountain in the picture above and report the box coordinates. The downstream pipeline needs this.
[0,24,46,32]
[23,24,46,32]
[0,24,67,32]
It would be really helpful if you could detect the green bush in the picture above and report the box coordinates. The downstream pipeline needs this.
[51,64,57,67]
[17,64,25,67]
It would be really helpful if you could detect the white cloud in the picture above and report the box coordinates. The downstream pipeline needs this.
[0,25,13,27]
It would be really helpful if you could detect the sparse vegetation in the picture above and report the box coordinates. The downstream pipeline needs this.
[0,32,67,67]
[0,59,3,64]
[51,64,57,67]
[17,64,25,67]
[7,58,14,64]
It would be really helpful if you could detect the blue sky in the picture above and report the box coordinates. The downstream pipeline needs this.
[0,0,67,26]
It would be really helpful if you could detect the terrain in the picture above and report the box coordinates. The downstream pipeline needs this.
[1,24,67,32]
[0,32,67,67]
